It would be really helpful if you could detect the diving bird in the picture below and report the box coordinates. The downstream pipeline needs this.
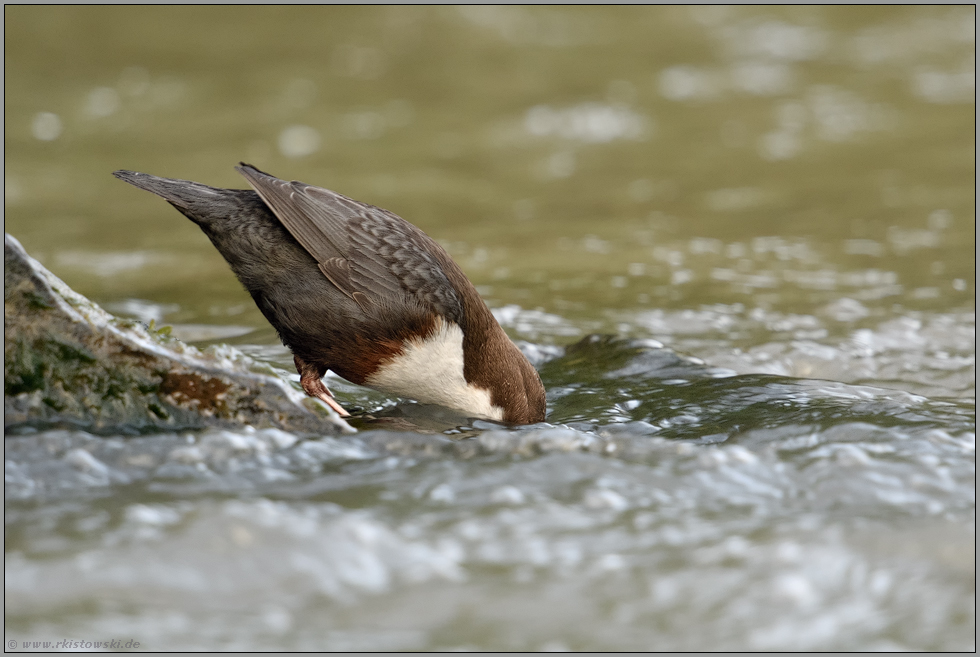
[113,164,546,424]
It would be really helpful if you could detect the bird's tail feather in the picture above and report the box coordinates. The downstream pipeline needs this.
[113,170,228,210]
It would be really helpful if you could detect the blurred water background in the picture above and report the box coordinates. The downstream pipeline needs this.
[4,6,975,651]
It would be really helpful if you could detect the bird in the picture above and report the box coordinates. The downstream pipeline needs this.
[113,164,547,425]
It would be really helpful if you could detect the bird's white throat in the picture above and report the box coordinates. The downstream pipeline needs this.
[364,318,504,421]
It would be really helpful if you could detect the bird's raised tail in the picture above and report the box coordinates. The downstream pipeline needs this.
[112,169,234,209]
[113,170,249,225]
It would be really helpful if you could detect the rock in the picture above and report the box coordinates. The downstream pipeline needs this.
[4,234,353,436]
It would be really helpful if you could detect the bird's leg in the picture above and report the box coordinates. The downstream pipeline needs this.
[294,355,350,417]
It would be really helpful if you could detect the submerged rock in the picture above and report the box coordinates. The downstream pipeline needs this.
[4,234,352,436]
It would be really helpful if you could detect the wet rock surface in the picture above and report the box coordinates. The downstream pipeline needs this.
[4,234,351,436]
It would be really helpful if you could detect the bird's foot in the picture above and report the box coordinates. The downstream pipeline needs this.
[313,388,351,418]
[296,356,350,418]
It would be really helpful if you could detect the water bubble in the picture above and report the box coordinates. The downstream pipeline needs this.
[65,449,109,475]
[730,61,794,96]
[262,606,293,633]
[490,485,525,505]
[658,66,722,101]
[671,270,693,285]
[103,298,180,324]
[721,20,828,62]
[887,225,940,254]
[278,125,321,158]
[31,112,62,141]
[581,235,610,254]
[525,103,649,142]
[86,86,121,118]
[125,504,182,526]
[775,541,803,564]
[927,209,951,231]
[807,85,895,142]
[689,237,723,255]
[704,187,767,212]
[911,67,976,104]
[653,246,684,266]
[540,640,570,652]
[55,250,168,277]
[342,111,385,140]
[457,6,592,47]
[823,298,870,322]
[583,488,628,511]
[759,131,802,161]
[429,484,455,503]
[595,553,626,571]
[772,573,817,607]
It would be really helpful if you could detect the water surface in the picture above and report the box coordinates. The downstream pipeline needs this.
[4,6,975,651]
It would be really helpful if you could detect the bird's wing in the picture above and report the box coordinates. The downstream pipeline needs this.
[237,163,463,324]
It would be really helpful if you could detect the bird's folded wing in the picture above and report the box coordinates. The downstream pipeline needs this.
[237,163,463,325]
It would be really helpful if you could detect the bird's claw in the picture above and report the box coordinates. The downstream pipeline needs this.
[317,391,350,417]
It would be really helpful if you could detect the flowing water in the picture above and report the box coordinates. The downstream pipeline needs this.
[4,6,975,651]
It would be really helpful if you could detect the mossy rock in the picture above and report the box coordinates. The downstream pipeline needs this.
[4,233,352,436]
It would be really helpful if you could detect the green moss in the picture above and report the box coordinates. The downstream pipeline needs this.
[51,339,97,364]
[136,381,162,394]
[42,396,64,411]
[103,380,127,400]
[147,402,169,419]
[5,345,46,396]
[23,291,54,310]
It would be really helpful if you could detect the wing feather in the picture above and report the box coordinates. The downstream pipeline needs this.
[236,163,463,324]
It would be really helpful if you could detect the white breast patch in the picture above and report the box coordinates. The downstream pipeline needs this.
[363,319,504,421]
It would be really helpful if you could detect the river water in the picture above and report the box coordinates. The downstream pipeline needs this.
[4,6,975,651]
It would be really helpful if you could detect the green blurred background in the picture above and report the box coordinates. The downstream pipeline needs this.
[5,6,975,340]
